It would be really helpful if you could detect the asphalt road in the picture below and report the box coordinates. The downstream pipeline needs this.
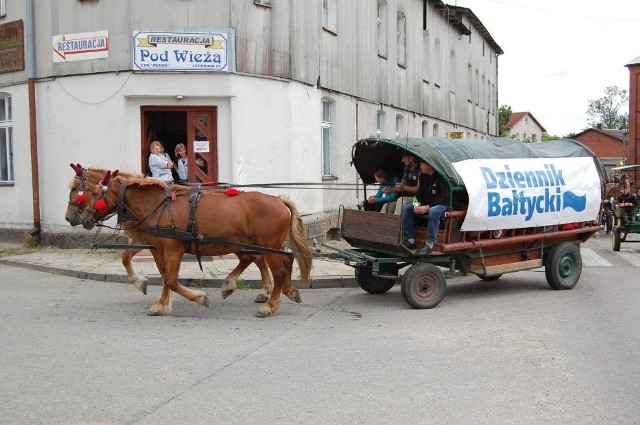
[1,237,640,424]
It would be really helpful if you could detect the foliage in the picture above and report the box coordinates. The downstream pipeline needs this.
[498,105,512,137]
[586,86,629,129]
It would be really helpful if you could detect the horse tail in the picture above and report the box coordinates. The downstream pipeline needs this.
[279,195,313,283]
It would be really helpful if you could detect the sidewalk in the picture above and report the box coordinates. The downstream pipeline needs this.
[0,241,358,289]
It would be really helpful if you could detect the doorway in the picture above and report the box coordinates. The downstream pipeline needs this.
[141,106,218,183]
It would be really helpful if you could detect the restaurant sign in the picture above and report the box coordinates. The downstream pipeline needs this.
[132,31,232,72]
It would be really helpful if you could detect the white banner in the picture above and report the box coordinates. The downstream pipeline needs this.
[453,157,601,231]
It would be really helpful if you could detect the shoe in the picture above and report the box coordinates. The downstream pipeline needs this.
[416,245,433,257]
[400,240,417,256]
[402,240,417,250]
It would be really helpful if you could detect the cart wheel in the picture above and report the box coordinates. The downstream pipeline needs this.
[400,263,447,309]
[544,242,582,290]
[355,264,398,294]
[612,228,621,251]
[478,273,502,281]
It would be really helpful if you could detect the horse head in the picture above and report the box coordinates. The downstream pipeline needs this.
[65,163,90,226]
[76,169,121,230]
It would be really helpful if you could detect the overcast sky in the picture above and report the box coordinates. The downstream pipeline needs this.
[461,0,639,136]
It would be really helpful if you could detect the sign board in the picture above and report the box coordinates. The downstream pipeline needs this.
[0,20,24,73]
[132,31,231,71]
[193,140,210,153]
[447,132,464,139]
[453,157,601,231]
[52,31,109,62]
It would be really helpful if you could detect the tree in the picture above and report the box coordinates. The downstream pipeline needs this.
[586,86,629,129]
[498,105,512,137]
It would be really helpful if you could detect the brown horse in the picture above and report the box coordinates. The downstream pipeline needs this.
[65,165,274,303]
[67,170,312,317]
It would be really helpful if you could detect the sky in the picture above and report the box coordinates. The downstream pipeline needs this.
[459,0,640,136]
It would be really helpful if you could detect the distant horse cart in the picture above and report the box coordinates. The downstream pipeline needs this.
[609,164,640,251]
[323,137,605,309]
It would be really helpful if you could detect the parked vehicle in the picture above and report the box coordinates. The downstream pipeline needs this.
[609,164,640,251]
[324,137,604,309]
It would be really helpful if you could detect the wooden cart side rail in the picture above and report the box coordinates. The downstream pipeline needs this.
[440,226,598,253]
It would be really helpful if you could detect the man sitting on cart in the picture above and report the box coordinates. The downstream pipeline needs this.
[616,183,637,225]
[400,160,450,257]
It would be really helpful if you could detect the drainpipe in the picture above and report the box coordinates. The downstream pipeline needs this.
[26,0,41,239]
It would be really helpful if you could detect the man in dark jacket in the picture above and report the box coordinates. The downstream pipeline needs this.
[400,161,449,257]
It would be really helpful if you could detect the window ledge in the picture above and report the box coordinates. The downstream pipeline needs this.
[322,175,338,181]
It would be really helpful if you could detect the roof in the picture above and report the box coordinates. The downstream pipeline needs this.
[352,137,603,188]
[626,56,640,67]
[573,127,625,141]
[505,112,547,133]
[446,5,504,55]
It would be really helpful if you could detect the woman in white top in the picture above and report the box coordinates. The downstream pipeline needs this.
[148,140,174,182]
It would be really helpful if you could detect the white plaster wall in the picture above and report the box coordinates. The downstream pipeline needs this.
[0,84,33,231]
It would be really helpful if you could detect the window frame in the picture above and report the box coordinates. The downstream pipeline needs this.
[377,0,387,58]
[321,98,334,177]
[0,94,14,184]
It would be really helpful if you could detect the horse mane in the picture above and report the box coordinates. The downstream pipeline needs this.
[117,175,168,189]
[89,167,145,179]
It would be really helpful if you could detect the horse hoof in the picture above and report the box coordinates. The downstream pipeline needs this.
[148,304,164,316]
[134,281,148,295]
[255,306,275,317]
[254,293,269,303]
[290,289,302,304]
[196,293,210,308]
[221,289,234,299]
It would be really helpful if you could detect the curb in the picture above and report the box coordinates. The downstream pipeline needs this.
[0,257,358,289]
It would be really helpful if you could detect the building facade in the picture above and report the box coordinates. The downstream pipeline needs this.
[626,56,640,188]
[504,111,546,143]
[572,128,625,175]
[0,0,502,244]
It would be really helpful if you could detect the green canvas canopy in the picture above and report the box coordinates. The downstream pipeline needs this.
[610,164,640,172]
[352,136,605,188]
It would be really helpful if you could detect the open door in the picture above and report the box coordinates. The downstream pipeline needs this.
[187,109,218,183]
[141,106,218,183]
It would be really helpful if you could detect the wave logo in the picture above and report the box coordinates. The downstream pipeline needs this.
[562,191,586,212]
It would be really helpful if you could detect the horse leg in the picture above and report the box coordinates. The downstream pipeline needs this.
[253,255,274,303]
[122,248,148,295]
[220,254,253,299]
[279,255,301,303]
[256,254,298,317]
[161,254,209,309]
[147,248,174,316]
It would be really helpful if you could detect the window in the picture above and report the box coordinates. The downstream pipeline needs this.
[0,94,13,182]
[396,12,406,67]
[433,123,439,137]
[254,0,272,6]
[321,98,334,176]
[0,0,6,17]
[395,114,404,138]
[376,109,385,136]
[377,1,387,58]
[322,0,337,34]
[421,120,429,137]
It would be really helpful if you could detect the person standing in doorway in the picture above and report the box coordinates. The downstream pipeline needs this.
[174,143,188,184]
[148,140,174,182]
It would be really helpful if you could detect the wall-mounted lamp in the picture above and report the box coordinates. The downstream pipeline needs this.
[176,95,184,101]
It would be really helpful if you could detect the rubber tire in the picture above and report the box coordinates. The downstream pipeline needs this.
[400,263,447,309]
[544,242,582,290]
[612,228,621,251]
[355,264,398,294]
[478,273,502,281]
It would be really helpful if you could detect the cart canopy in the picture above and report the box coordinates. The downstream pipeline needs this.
[352,137,604,231]
[352,136,604,187]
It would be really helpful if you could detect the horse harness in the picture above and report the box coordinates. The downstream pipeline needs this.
[113,180,294,271]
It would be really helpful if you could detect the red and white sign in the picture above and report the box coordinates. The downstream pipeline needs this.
[52,31,109,62]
